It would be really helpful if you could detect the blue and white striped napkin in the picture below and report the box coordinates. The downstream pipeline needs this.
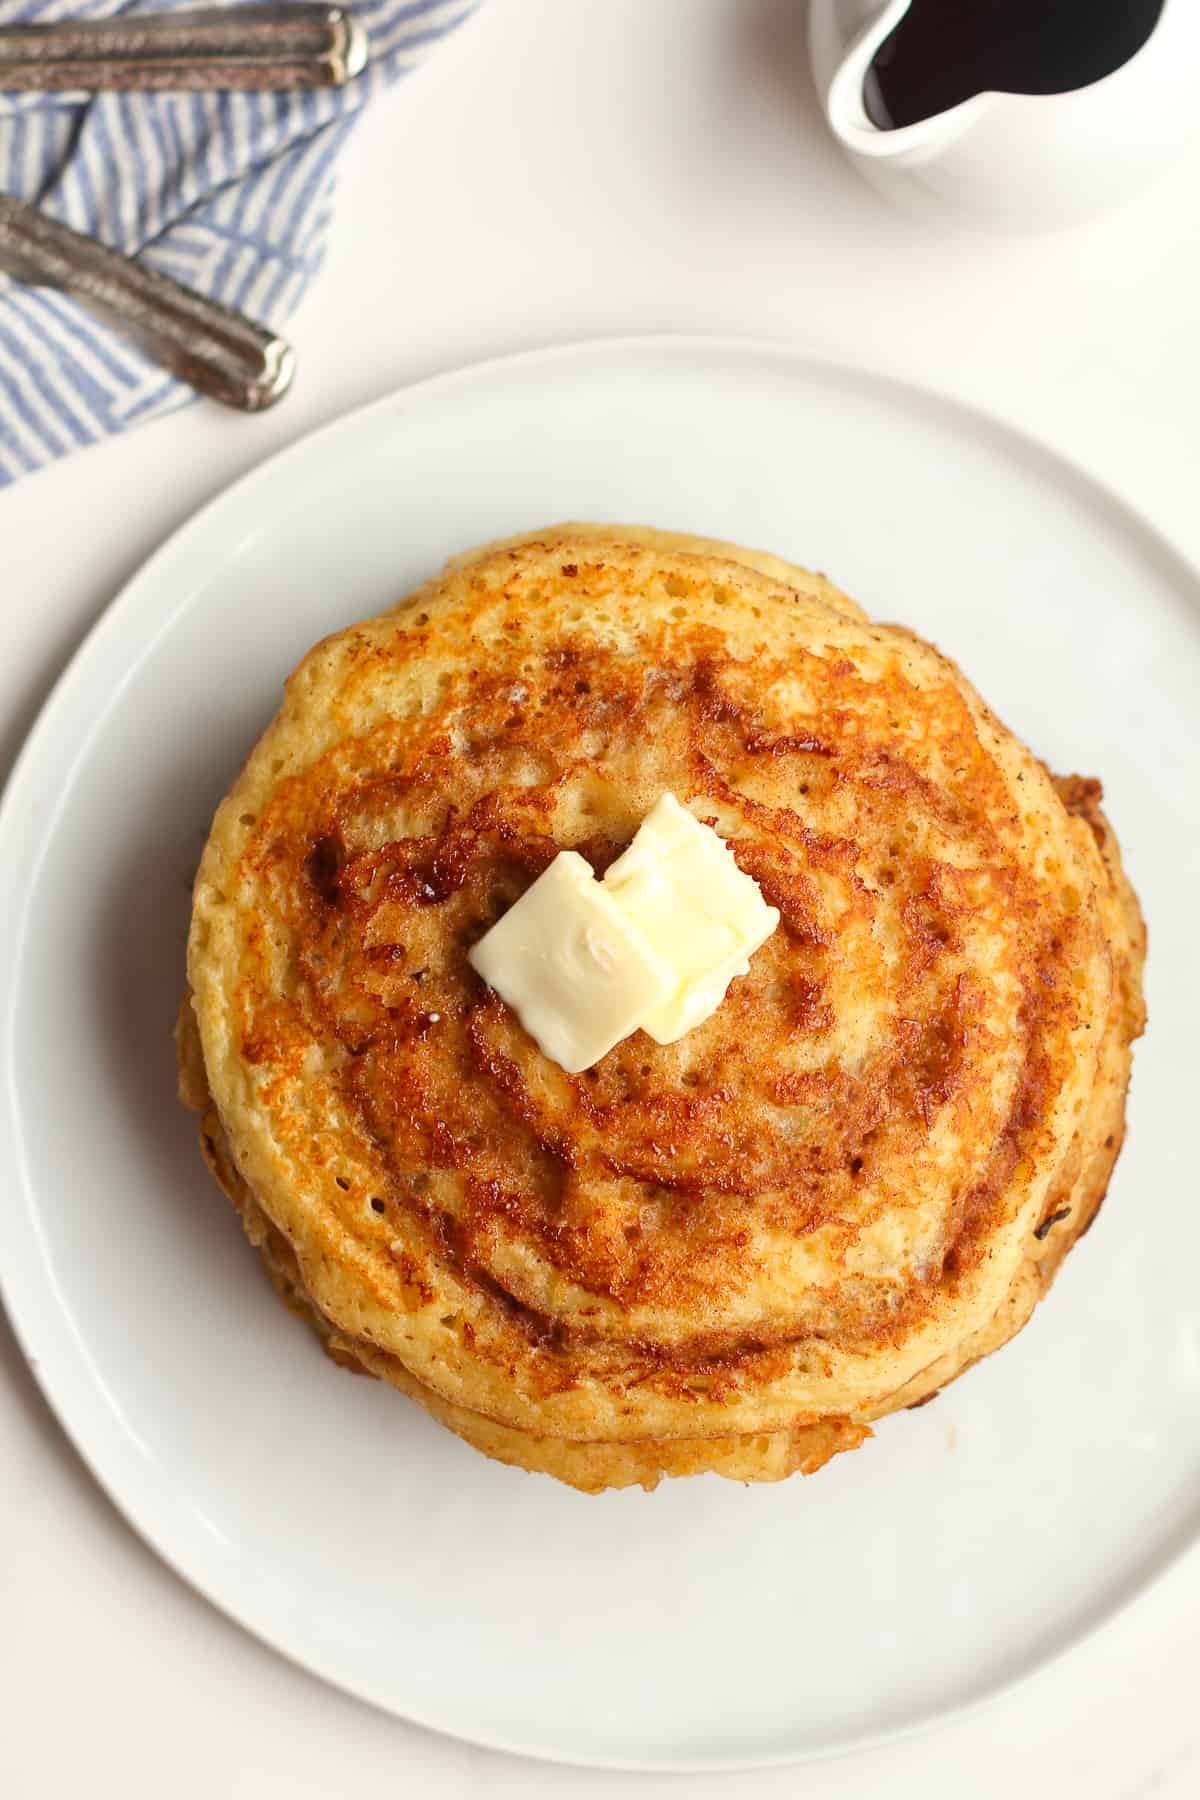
[0,0,479,484]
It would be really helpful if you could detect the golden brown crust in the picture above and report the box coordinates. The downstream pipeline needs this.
[180,526,1145,1488]
[180,1033,870,1491]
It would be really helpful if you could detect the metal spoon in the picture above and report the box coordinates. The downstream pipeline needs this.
[0,196,294,412]
[0,4,368,92]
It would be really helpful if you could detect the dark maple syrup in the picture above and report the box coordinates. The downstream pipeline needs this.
[863,0,1165,131]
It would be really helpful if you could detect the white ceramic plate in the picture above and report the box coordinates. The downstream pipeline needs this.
[2,340,1198,1772]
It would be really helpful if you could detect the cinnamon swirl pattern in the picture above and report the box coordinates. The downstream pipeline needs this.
[179,526,1145,1490]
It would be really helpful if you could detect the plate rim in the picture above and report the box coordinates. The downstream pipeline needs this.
[1,332,1197,1773]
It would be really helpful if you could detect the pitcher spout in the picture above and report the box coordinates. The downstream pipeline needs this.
[815,0,994,161]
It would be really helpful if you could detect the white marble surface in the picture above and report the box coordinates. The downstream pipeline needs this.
[2,2,1198,1794]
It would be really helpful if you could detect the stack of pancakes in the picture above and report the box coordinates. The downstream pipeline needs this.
[178,525,1145,1492]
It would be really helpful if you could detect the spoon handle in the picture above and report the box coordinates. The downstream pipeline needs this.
[0,195,294,413]
[0,4,367,91]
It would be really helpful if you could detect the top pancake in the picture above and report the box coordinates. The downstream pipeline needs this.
[188,526,1117,1446]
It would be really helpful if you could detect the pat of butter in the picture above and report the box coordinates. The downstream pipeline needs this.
[468,796,779,1072]
[603,793,779,1043]
[467,851,676,1074]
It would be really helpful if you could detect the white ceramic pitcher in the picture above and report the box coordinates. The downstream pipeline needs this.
[809,0,1200,226]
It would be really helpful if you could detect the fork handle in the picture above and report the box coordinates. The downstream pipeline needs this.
[0,5,367,91]
[0,195,294,413]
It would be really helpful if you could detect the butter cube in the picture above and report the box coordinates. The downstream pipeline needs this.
[467,851,676,1074]
[603,793,779,1043]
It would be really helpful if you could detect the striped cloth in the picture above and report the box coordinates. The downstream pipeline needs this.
[0,0,479,483]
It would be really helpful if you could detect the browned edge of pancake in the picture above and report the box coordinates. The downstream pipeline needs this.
[175,767,1143,1491]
